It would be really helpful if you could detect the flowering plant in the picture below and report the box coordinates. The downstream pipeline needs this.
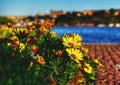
[0,22,102,85]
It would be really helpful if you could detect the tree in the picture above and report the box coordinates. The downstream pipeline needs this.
[110,8,115,15]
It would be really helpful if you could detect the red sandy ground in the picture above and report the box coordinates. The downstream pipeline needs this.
[83,44,120,85]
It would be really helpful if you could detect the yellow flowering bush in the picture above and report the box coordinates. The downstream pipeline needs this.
[0,22,101,85]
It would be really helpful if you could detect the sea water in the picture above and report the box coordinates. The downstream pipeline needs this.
[52,26,120,44]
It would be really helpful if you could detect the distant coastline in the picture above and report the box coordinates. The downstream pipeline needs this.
[1,9,120,27]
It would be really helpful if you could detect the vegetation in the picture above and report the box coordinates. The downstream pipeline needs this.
[0,22,102,85]
[0,16,14,25]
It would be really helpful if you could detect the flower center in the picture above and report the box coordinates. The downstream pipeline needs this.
[68,42,74,47]
[71,54,77,59]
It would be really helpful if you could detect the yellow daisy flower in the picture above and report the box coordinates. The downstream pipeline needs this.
[19,43,26,52]
[36,56,46,65]
[39,26,48,35]
[81,47,89,54]
[0,26,13,38]
[12,28,29,38]
[93,59,103,67]
[84,63,93,74]
[62,33,82,48]
[66,48,83,63]
[9,36,20,46]
[50,31,56,37]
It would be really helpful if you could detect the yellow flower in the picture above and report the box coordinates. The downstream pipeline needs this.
[0,26,9,31]
[50,31,56,37]
[15,28,27,33]
[12,28,29,38]
[62,33,82,48]
[78,78,85,84]
[84,63,93,74]
[0,26,13,38]
[93,59,103,67]
[36,56,46,65]
[9,36,19,44]
[94,59,99,64]
[9,35,17,40]
[7,43,11,46]
[70,33,82,41]
[19,43,25,52]
[39,26,48,35]
[66,48,83,63]
[81,47,89,54]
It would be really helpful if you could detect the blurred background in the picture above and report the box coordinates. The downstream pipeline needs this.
[1,0,120,43]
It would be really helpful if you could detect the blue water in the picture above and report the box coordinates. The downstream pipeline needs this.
[52,26,120,43]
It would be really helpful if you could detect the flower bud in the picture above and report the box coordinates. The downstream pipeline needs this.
[56,50,63,58]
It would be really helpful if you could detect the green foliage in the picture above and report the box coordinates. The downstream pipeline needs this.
[0,16,14,25]
[0,23,101,85]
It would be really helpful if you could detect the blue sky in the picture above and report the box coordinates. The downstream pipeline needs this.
[0,0,120,16]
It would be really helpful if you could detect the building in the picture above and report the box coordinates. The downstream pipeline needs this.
[50,10,66,18]
[83,10,93,16]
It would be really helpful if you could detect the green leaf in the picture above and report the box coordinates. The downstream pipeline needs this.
[90,73,95,80]
[0,76,7,85]
[6,78,13,85]
[33,71,39,78]
[27,30,37,37]
[90,76,95,80]
[13,76,22,85]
